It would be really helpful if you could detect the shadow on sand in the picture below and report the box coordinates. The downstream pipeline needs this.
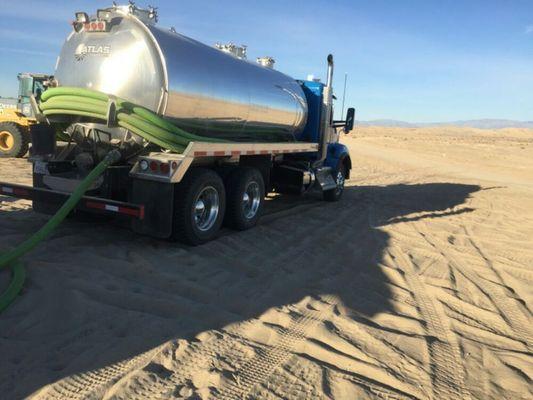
[0,182,480,398]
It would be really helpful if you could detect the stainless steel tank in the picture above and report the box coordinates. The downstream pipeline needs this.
[54,4,308,141]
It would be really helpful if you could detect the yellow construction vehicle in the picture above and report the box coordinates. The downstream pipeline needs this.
[0,73,51,158]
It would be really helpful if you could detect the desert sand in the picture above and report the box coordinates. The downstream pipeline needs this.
[0,127,532,399]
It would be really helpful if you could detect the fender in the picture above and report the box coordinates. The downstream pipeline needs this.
[324,142,351,178]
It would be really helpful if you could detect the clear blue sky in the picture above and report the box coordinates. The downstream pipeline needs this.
[0,0,531,122]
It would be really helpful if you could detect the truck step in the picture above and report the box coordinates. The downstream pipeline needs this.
[315,166,337,191]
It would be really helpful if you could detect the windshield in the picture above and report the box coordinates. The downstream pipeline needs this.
[18,76,33,98]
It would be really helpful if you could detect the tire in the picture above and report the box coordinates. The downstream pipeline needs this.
[0,122,29,158]
[172,168,226,245]
[224,167,265,230]
[323,162,346,202]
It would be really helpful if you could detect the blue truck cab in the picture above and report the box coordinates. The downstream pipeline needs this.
[271,64,354,202]
[297,79,352,180]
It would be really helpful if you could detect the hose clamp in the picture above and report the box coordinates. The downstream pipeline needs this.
[106,95,118,128]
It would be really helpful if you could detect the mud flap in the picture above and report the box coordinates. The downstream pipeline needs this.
[130,178,174,238]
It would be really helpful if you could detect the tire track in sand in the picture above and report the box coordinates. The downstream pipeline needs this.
[331,370,420,400]
[112,296,338,399]
[217,294,421,400]
[29,345,163,400]
[215,295,338,400]
[417,225,532,349]
[368,202,470,400]
[387,244,471,400]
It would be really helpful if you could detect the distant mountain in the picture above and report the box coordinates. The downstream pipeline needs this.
[430,119,533,129]
[357,119,418,128]
[357,119,533,129]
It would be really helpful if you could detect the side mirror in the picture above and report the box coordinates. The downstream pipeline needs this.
[345,107,355,132]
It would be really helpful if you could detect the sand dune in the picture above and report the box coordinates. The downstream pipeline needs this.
[0,127,532,399]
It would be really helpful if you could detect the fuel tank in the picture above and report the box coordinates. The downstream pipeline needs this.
[54,5,308,142]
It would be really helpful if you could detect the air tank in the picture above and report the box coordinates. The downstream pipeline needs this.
[54,4,308,142]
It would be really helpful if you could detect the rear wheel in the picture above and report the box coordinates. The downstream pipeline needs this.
[225,167,265,230]
[172,168,226,245]
[0,122,29,158]
[323,163,346,202]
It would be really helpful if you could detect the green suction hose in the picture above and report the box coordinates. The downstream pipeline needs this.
[39,87,227,153]
[0,150,121,312]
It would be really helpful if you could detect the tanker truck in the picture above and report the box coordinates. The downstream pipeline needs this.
[0,3,354,245]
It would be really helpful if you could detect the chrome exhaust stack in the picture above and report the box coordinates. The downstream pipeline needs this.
[315,54,334,166]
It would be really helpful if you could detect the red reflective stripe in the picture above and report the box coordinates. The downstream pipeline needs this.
[213,151,226,156]
[1,186,30,197]
[118,206,139,217]
[86,201,143,219]
[260,150,269,155]
[85,201,106,210]
[194,151,208,156]
[231,151,241,156]
[246,150,255,155]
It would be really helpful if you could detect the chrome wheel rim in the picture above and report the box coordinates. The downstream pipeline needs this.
[335,170,345,195]
[242,181,261,219]
[193,186,219,231]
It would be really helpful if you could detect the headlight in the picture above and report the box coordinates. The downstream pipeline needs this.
[22,103,31,116]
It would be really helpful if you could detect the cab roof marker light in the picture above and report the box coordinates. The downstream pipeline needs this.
[73,12,89,33]
[75,12,89,23]
[97,9,113,21]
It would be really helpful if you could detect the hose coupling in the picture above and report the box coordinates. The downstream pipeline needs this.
[104,149,122,165]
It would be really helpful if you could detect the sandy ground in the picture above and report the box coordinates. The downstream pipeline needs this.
[0,127,532,400]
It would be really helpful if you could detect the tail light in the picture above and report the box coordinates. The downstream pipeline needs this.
[160,163,170,174]
[144,160,171,175]
[133,155,182,181]
[149,161,159,172]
